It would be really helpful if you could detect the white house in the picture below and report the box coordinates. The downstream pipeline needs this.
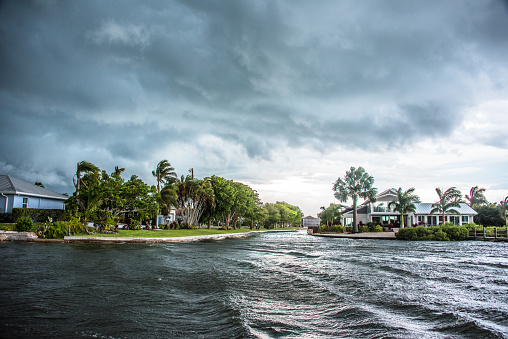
[0,175,68,214]
[343,188,478,227]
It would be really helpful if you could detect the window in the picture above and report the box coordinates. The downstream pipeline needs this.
[418,216,426,224]
[428,216,437,226]
[462,216,468,224]
[22,197,28,209]
[450,216,460,225]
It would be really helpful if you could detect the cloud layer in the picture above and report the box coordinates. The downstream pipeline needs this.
[1,0,507,214]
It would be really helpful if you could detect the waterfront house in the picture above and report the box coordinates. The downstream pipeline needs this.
[342,188,478,227]
[0,175,68,214]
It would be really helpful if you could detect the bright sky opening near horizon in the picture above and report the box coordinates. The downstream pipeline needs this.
[1,0,508,217]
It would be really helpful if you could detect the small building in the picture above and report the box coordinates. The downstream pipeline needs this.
[302,215,320,234]
[0,175,68,214]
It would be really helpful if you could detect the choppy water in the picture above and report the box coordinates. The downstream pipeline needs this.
[1,230,507,338]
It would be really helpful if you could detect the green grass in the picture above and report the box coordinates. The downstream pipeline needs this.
[78,227,298,238]
[0,223,15,231]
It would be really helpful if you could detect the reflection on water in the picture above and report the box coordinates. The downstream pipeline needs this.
[1,231,507,338]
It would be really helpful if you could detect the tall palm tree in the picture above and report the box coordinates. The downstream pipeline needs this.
[333,166,377,233]
[388,187,420,228]
[152,160,177,228]
[430,187,462,225]
[465,186,488,207]
[500,196,508,226]
[73,161,100,197]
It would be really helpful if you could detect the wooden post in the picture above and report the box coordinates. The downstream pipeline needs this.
[483,228,486,238]
[494,227,497,239]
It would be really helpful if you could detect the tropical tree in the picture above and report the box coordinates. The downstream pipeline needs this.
[497,196,508,226]
[319,204,342,226]
[430,187,462,224]
[465,186,488,207]
[388,187,420,228]
[73,161,100,197]
[152,160,177,228]
[333,166,377,233]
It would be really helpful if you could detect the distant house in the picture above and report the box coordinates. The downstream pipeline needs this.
[342,188,478,227]
[0,175,68,214]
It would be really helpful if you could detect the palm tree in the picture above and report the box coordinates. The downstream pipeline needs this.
[152,160,177,228]
[499,196,508,226]
[388,187,420,228]
[465,186,488,207]
[333,166,377,233]
[430,187,462,225]
[112,166,125,180]
[73,161,100,197]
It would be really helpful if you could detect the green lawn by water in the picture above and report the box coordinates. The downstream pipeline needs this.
[80,227,298,238]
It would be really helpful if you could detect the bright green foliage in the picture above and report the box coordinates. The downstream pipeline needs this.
[365,222,383,232]
[318,224,346,233]
[333,166,377,233]
[67,164,157,223]
[396,225,469,241]
[15,216,33,232]
[319,204,342,226]
[358,225,370,233]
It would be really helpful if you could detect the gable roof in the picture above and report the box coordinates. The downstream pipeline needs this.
[414,202,477,215]
[303,215,319,219]
[0,175,68,201]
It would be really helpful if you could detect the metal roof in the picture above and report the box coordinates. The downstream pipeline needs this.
[0,175,68,201]
[414,202,477,215]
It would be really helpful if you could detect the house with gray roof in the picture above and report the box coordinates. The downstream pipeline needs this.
[342,188,478,228]
[0,175,68,214]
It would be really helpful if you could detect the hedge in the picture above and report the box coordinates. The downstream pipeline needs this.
[12,208,64,222]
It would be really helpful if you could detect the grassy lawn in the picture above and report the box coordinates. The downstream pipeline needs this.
[78,227,298,238]
[0,223,15,231]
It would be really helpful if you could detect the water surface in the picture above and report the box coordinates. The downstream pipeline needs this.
[1,231,507,338]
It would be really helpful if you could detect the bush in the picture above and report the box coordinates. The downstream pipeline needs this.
[358,225,369,233]
[396,225,467,241]
[15,216,33,232]
[345,226,353,233]
[130,220,141,230]
[366,222,378,232]
[318,224,346,233]
[374,225,383,232]
[12,208,64,223]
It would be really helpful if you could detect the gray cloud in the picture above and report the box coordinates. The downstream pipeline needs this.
[1,0,507,195]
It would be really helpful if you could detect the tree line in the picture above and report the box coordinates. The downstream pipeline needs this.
[66,160,303,229]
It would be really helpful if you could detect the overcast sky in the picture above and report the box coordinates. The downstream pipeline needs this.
[1,0,507,216]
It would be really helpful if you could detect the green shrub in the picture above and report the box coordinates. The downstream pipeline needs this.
[345,226,353,233]
[359,225,369,233]
[12,208,64,222]
[332,224,346,233]
[366,222,377,232]
[130,220,141,230]
[374,225,383,232]
[15,216,33,232]
[396,225,468,241]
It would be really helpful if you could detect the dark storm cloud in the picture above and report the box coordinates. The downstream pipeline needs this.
[1,0,507,192]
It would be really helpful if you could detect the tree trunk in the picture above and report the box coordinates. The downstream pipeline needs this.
[401,213,405,228]
[353,198,358,233]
